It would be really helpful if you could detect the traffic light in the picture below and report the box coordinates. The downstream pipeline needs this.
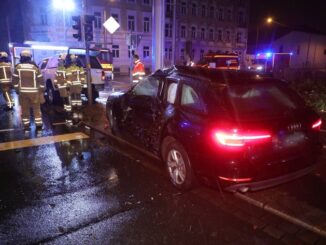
[72,16,82,41]
[84,15,95,42]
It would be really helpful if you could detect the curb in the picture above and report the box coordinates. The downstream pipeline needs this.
[234,192,326,238]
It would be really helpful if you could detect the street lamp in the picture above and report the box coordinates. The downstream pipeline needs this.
[52,0,76,42]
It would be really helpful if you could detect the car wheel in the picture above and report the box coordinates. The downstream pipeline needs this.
[162,138,196,191]
[107,107,119,134]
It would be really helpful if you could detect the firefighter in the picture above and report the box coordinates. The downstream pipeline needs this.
[132,54,145,83]
[0,51,14,110]
[54,54,70,113]
[65,54,86,125]
[12,50,44,129]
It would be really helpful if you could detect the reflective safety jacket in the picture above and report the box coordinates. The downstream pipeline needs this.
[12,63,44,93]
[65,65,86,87]
[0,62,12,85]
[132,59,145,83]
[54,65,67,89]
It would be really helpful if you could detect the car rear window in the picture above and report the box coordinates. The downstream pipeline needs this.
[229,83,306,119]
[212,82,306,120]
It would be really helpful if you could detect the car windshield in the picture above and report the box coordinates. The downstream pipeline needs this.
[76,55,102,69]
[212,82,306,120]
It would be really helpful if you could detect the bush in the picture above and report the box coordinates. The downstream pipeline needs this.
[289,79,326,112]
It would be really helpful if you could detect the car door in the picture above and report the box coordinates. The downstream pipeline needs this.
[120,76,162,150]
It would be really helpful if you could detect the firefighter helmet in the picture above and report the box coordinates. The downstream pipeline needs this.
[20,49,32,58]
[0,52,8,58]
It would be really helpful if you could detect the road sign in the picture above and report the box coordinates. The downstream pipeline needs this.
[103,16,120,34]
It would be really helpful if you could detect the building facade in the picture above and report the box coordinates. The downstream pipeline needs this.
[20,0,249,72]
[272,31,326,69]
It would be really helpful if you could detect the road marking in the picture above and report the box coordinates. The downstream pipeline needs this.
[0,128,17,133]
[0,132,89,152]
[52,122,67,126]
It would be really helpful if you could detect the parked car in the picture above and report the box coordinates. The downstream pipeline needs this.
[106,66,322,192]
[39,53,104,104]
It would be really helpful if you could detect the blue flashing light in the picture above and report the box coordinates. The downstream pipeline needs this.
[290,52,293,56]
[52,0,75,11]
[265,52,272,58]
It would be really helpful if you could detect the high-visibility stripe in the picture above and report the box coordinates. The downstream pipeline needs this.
[0,132,89,152]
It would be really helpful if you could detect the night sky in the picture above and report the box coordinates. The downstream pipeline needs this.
[0,0,326,52]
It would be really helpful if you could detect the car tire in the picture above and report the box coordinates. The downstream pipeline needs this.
[162,137,196,191]
[107,107,119,134]
[45,80,60,105]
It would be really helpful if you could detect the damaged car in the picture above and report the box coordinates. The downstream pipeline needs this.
[106,66,322,192]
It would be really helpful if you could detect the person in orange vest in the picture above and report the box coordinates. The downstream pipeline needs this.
[132,54,145,83]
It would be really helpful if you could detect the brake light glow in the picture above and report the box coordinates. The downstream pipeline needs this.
[312,119,322,130]
[212,129,272,147]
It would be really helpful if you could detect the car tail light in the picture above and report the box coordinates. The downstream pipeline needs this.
[212,128,272,148]
[312,119,322,130]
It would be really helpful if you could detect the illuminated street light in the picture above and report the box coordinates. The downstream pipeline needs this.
[52,0,75,11]
[267,17,273,24]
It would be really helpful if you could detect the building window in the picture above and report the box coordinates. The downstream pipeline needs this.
[209,29,214,41]
[112,13,119,23]
[180,25,186,38]
[238,11,245,25]
[165,48,172,60]
[226,9,232,21]
[165,23,172,37]
[209,6,215,18]
[181,2,187,16]
[201,5,206,17]
[226,31,230,42]
[94,12,102,29]
[128,15,135,31]
[166,0,173,15]
[236,32,242,43]
[144,17,150,32]
[191,3,197,16]
[191,27,196,39]
[200,28,205,40]
[143,46,150,58]
[217,30,222,41]
[41,12,48,25]
[180,49,185,60]
[112,45,119,58]
[200,49,204,59]
[218,8,224,21]
[143,0,150,4]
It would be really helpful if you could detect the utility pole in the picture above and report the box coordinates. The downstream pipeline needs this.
[152,0,165,71]
[82,0,93,104]
[171,0,176,65]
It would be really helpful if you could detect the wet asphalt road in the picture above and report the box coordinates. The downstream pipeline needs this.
[0,100,326,244]
[0,103,280,245]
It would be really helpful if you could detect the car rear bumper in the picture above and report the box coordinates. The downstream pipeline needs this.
[221,165,315,192]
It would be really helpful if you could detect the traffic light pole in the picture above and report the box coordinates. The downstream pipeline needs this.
[82,0,93,105]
